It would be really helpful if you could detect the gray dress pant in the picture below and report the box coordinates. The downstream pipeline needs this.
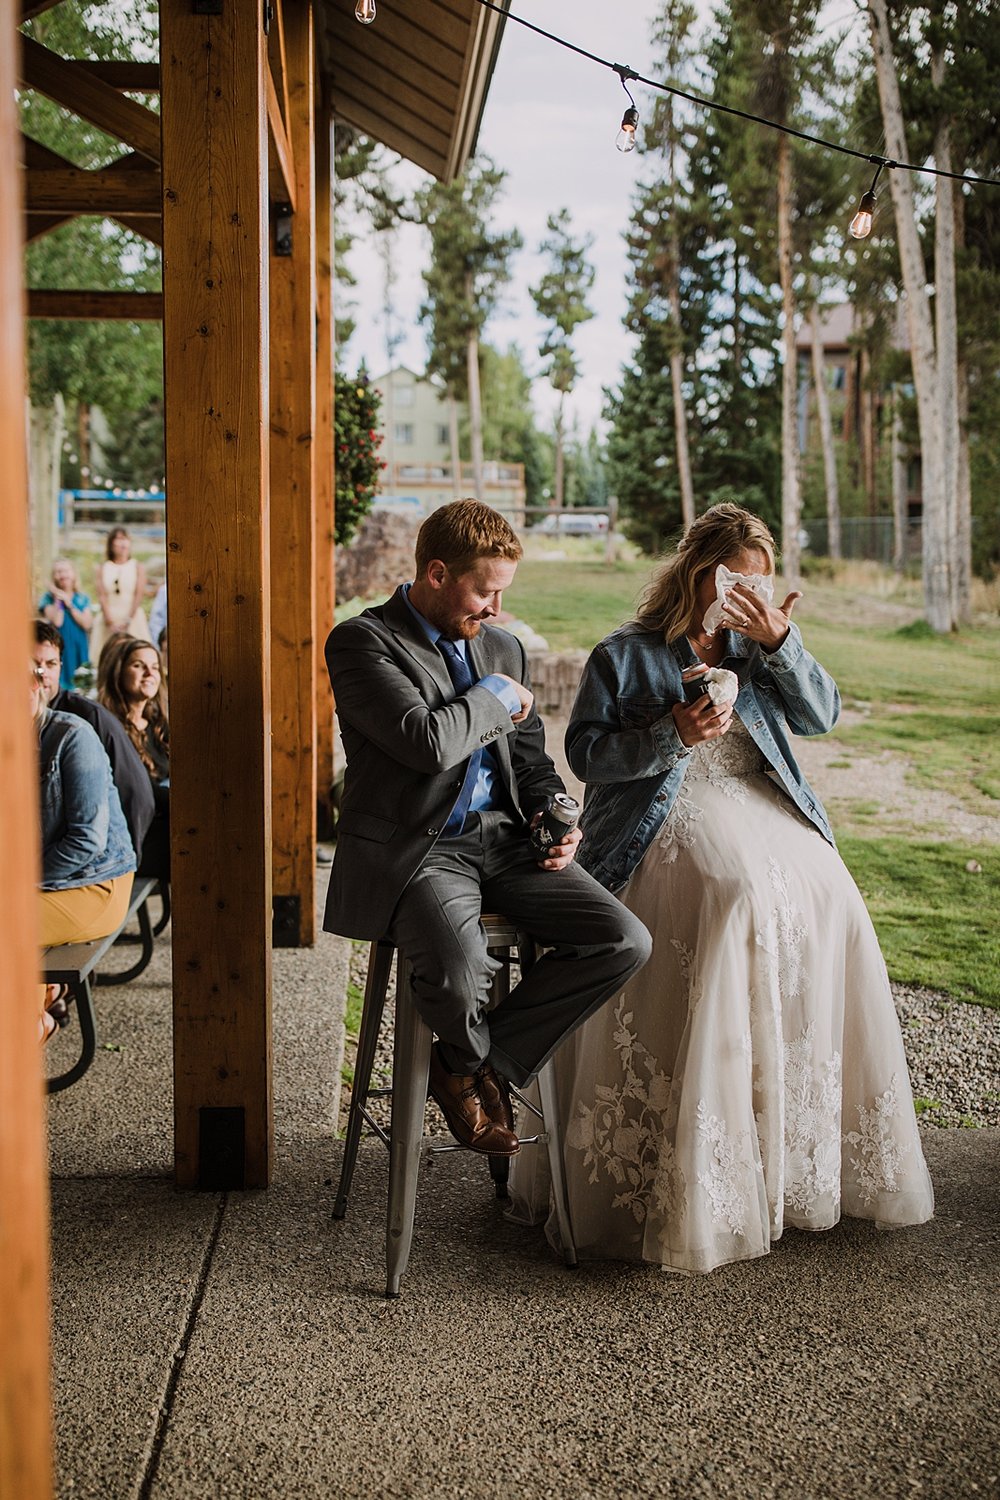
[386,810,652,1086]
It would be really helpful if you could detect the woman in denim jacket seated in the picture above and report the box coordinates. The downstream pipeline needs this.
[511,503,932,1274]
[34,662,135,1041]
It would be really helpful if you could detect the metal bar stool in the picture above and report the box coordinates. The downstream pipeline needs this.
[333,913,578,1299]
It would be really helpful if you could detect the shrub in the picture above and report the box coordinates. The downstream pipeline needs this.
[334,371,385,548]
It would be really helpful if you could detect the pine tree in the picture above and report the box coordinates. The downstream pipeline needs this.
[529,208,595,511]
[415,159,522,499]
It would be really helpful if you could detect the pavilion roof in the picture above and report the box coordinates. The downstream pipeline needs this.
[318,0,508,182]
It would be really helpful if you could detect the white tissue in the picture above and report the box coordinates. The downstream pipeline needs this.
[702,564,774,636]
[703,666,739,705]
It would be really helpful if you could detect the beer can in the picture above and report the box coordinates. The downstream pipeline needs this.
[529,793,580,859]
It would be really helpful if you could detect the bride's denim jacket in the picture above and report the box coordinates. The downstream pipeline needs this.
[566,621,840,893]
[39,709,136,890]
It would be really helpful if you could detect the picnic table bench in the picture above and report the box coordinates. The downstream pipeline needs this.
[42,876,169,1095]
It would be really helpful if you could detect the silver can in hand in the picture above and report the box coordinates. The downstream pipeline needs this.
[529,793,580,860]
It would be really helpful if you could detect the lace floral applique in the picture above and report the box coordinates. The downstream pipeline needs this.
[685,717,765,804]
[670,937,703,1016]
[782,1022,842,1214]
[844,1075,910,1206]
[756,857,809,1002]
[695,1099,752,1237]
[657,793,703,863]
[566,998,685,1225]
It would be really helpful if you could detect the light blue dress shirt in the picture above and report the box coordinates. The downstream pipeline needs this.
[402,583,521,815]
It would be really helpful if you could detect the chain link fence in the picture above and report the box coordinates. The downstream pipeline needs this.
[802,515,923,566]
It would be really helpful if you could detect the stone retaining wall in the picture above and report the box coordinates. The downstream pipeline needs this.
[526,650,588,717]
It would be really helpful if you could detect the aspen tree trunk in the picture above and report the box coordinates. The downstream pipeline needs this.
[891,385,908,573]
[466,333,485,499]
[777,131,801,584]
[448,394,462,499]
[859,346,876,513]
[952,161,971,624]
[809,300,841,560]
[464,273,485,499]
[932,47,960,625]
[667,116,695,531]
[553,388,565,511]
[868,0,951,630]
[956,359,971,622]
[28,393,65,588]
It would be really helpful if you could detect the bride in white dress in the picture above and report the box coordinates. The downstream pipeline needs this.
[510,503,933,1274]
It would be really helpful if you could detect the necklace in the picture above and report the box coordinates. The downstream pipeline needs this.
[687,632,723,667]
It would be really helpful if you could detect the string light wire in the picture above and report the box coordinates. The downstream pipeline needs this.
[472,0,1000,190]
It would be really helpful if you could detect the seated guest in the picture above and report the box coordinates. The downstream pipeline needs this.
[99,637,170,881]
[33,659,135,1042]
[39,558,93,691]
[33,620,154,865]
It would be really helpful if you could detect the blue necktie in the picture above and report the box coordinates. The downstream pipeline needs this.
[438,638,482,837]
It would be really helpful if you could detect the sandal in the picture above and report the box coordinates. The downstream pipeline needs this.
[44,982,73,1029]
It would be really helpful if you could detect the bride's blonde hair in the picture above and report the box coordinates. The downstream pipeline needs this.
[635,503,776,640]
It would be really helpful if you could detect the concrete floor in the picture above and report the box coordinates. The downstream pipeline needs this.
[46,883,1000,1500]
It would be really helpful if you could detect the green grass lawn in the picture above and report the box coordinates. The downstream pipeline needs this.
[506,553,1000,1005]
[838,838,999,1008]
[504,555,649,650]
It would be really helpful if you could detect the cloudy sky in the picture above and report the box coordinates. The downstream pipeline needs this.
[339,1,863,438]
[339,1,699,437]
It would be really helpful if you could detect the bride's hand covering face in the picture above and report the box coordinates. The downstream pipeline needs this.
[720,580,803,652]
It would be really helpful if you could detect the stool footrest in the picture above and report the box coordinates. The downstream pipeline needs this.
[509,1084,543,1121]
[357,1107,390,1147]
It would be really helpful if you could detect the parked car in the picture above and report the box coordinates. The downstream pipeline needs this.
[535,512,608,535]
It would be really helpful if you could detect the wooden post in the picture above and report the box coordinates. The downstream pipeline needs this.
[0,2,54,1491]
[160,0,273,1188]
[269,0,317,947]
[314,90,336,838]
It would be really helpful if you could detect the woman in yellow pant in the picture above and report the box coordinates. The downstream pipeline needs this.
[33,661,135,1040]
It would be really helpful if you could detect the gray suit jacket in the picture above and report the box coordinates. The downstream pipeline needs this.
[322,586,564,940]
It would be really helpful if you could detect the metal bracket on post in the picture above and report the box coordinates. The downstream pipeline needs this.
[272,894,301,947]
[263,2,274,33]
[273,203,293,258]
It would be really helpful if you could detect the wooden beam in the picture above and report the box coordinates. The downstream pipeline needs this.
[268,0,292,167]
[21,0,62,18]
[0,3,53,1496]
[269,0,316,947]
[21,137,161,245]
[73,60,160,92]
[19,35,161,162]
[160,0,273,1188]
[314,88,335,835]
[27,289,163,319]
[25,166,162,215]
[265,62,296,212]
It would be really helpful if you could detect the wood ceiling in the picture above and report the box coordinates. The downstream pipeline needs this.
[318,0,508,182]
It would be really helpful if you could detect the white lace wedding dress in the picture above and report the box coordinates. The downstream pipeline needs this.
[510,716,934,1274]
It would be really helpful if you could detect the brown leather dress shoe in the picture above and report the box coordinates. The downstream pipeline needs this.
[428,1046,519,1156]
[476,1062,515,1133]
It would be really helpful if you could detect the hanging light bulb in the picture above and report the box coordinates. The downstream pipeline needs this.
[614,68,640,155]
[355,0,376,23]
[617,107,639,153]
[849,165,883,240]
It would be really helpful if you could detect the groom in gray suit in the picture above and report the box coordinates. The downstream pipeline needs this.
[323,500,651,1157]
